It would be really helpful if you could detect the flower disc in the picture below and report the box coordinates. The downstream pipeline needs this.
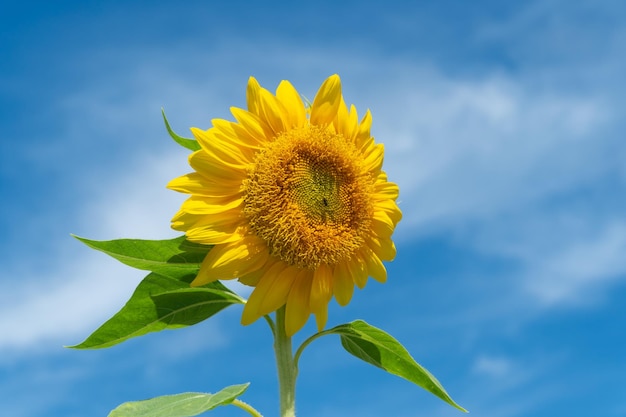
[244,125,374,270]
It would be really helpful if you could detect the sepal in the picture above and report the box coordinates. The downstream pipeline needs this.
[162,108,201,151]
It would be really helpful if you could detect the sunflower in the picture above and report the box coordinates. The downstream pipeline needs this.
[168,75,401,336]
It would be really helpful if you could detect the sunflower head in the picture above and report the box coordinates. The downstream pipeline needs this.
[168,75,401,336]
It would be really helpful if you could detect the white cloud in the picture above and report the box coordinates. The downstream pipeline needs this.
[81,152,188,240]
[364,60,626,309]
[473,355,514,378]
[0,254,140,353]
[524,221,626,305]
[376,72,612,234]
[463,352,571,417]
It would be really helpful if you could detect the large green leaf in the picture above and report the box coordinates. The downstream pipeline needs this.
[162,108,201,151]
[326,320,467,412]
[69,272,242,349]
[72,235,210,279]
[108,383,249,417]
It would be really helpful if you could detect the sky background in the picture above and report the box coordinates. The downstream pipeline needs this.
[1,1,625,416]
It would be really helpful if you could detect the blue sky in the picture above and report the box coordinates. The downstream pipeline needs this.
[1,1,625,416]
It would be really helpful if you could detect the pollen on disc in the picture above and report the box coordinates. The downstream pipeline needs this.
[243,126,374,269]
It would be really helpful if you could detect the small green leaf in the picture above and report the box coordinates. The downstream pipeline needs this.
[69,272,241,349]
[162,108,201,151]
[108,383,250,417]
[72,235,211,279]
[326,320,467,412]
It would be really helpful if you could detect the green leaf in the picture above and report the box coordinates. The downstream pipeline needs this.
[326,320,467,412]
[108,383,249,417]
[152,287,245,326]
[69,272,242,349]
[162,108,201,151]
[72,235,211,279]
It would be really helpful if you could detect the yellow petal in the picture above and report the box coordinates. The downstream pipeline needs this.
[171,206,243,232]
[188,150,247,183]
[238,257,278,287]
[258,88,286,135]
[209,121,256,161]
[374,179,399,201]
[361,246,387,283]
[231,107,268,144]
[232,105,274,143]
[314,303,328,332]
[185,225,242,245]
[371,214,395,240]
[355,109,372,147]
[241,261,289,325]
[175,170,241,193]
[276,80,306,128]
[334,97,360,142]
[257,265,299,316]
[332,261,355,306]
[310,264,333,314]
[191,236,269,285]
[310,74,342,126]
[284,270,313,336]
[366,235,397,261]
[334,96,348,123]
[376,199,403,226]
[168,173,206,195]
[211,118,254,146]
[246,77,262,117]
[362,142,384,173]
[178,196,243,215]
[192,127,252,166]
[349,253,369,289]
[177,206,243,243]
[229,121,264,150]
[167,172,242,198]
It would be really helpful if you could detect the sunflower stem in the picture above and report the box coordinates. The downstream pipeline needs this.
[232,399,264,417]
[274,306,297,417]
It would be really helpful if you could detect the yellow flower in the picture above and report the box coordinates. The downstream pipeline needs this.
[168,75,401,336]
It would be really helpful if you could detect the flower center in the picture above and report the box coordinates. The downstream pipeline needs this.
[243,126,374,269]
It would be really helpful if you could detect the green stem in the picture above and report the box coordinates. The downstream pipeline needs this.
[264,314,277,337]
[232,399,264,417]
[293,329,331,368]
[273,306,297,417]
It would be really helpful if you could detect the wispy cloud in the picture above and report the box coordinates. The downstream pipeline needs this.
[523,220,626,305]
[0,258,138,353]
[0,150,199,353]
[379,72,612,232]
